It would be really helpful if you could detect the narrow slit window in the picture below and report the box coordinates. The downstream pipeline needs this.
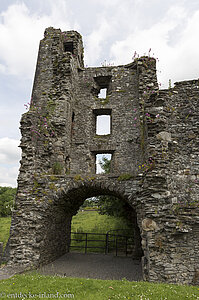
[71,112,75,137]
[96,153,112,174]
[98,88,107,98]
[72,112,75,122]
[96,115,111,135]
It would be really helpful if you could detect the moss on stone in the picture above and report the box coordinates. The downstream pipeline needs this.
[117,173,133,181]
[49,175,58,181]
[94,95,110,105]
[74,174,84,181]
[116,90,126,93]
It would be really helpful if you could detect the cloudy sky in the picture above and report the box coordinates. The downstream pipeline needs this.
[0,0,199,187]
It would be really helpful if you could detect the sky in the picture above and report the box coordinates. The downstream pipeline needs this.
[0,0,199,187]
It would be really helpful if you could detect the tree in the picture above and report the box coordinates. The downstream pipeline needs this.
[80,197,99,208]
[99,156,111,173]
[0,186,16,217]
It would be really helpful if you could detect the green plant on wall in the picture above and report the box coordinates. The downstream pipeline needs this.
[117,173,133,181]
[24,97,56,143]
[73,174,84,181]
[168,79,173,96]
[47,98,56,113]
[52,162,63,175]
[94,95,110,105]
[139,98,146,156]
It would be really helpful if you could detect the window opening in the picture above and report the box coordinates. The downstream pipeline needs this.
[96,115,110,135]
[71,112,75,137]
[96,153,112,174]
[63,42,74,53]
[70,195,140,257]
[94,76,112,98]
[72,112,75,122]
[93,109,111,136]
[98,88,107,98]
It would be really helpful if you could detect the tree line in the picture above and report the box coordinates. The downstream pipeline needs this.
[0,186,16,217]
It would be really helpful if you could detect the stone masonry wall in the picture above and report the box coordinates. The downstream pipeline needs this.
[5,27,199,285]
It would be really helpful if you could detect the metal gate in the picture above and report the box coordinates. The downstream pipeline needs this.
[69,229,134,256]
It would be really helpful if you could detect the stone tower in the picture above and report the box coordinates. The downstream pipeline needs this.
[5,27,199,284]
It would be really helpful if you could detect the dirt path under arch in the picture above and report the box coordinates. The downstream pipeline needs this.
[38,253,142,281]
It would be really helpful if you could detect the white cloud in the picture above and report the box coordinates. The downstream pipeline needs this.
[109,5,199,87]
[0,63,5,73]
[0,137,20,164]
[0,3,41,78]
[87,0,121,6]
[0,165,19,187]
[0,1,79,78]
[0,137,21,187]
[1,0,199,86]
[85,17,112,65]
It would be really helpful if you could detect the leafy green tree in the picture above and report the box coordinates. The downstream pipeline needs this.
[99,156,111,173]
[81,197,99,208]
[0,187,16,217]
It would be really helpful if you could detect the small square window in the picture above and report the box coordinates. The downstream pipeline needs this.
[96,115,110,135]
[94,76,112,98]
[98,88,107,98]
[96,153,112,174]
[63,42,74,53]
[93,109,111,136]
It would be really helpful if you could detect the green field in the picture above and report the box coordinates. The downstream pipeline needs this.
[0,217,11,249]
[0,273,198,299]
[72,210,130,233]
[71,210,132,253]
[0,211,131,251]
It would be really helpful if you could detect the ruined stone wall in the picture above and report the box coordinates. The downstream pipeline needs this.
[136,77,199,284]
[5,27,199,285]
[163,81,199,284]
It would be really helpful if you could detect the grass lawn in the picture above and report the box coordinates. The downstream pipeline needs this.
[71,210,132,253]
[0,273,198,299]
[0,217,11,249]
[71,210,131,233]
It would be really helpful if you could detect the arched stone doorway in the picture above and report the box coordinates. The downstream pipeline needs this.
[44,183,143,263]
[8,178,143,269]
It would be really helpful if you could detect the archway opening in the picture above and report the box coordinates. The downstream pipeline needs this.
[39,184,143,280]
[54,184,144,260]
[37,183,144,281]
[70,193,143,258]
